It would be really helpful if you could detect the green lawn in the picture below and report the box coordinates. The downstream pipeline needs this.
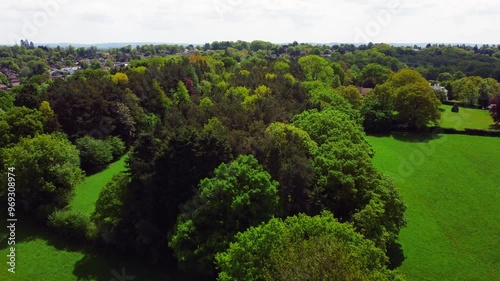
[439,105,494,130]
[0,216,171,281]
[69,154,128,217]
[0,153,179,281]
[367,134,500,281]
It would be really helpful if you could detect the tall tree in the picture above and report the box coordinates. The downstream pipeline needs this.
[0,133,84,218]
[216,212,405,281]
[169,155,280,277]
[490,93,500,125]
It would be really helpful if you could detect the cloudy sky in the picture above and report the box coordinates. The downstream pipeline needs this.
[1,0,499,45]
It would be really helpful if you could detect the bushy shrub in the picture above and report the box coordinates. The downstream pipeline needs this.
[104,136,126,159]
[91,172,130,244]
[48,209,90,242]
[75,136,113,172]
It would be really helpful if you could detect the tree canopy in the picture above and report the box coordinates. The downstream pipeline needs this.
[216,212,405,281]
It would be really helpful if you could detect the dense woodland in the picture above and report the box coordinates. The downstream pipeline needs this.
[1,41,500,280]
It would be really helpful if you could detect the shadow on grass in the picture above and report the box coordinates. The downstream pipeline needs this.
[386,242,406,270]
[489,124,500,130]
[0,213,178,281]
[368,132,444,143]
[72,252,174,281]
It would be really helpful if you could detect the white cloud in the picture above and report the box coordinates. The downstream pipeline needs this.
[0,0,499,44]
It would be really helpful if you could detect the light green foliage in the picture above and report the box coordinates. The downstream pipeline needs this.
[0,72,8,85]
[339,85,363,109]
[173,81,191,105]
[199,80,212,95]
[202,117,228,139]
[273,61,290,74]
[265,73,276,80]
[131,66,147,74]
[0,90,15,112]
[239,69,250,77]
[169,155,280,276]
[112,72,129,84]
[0,133,84,215]
[104,136,126,159]
[283,73,296,84]
[386,68,428,88]
[39,100,60,132]
[199,96,214,109]
[331,62,345,85]
[298,55,335,86]
[226,86,251,98]
[451,76,499,107]
[451,76,482,106]
[152,79,172,110]
[304,82,357,115]
[0,106,46,147]
[292,107,368,148]
[216,80,229,92]
[242,85,271,110]
[216,212,405,281]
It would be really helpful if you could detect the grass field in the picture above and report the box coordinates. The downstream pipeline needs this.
[0,154,178,281]
[69,154,128,217]
[439,105,494,130]
[0,216,171,281]
[367,134,500,281]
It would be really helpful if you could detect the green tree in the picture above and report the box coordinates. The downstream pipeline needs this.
[0,133,84,217]
[258,122,317,215]
[394,82,441,129]
[173,81,191,105]
[359,63,392,88]
[386,68,428,88]
[0,90,15,112]
[169,155,280,277]
[292,107,369,150]
[39,101,60,132]
[360,96,394,133]
[216,212,405,281]
[298,55,335,86]
[75,136,114,172]
[91,172,130,243]
[451,76,482,106]
[13,83,47,109]
[0,106,46,147]
[339,85,363,109]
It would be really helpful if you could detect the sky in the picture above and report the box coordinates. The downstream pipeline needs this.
[1,0,499,45]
